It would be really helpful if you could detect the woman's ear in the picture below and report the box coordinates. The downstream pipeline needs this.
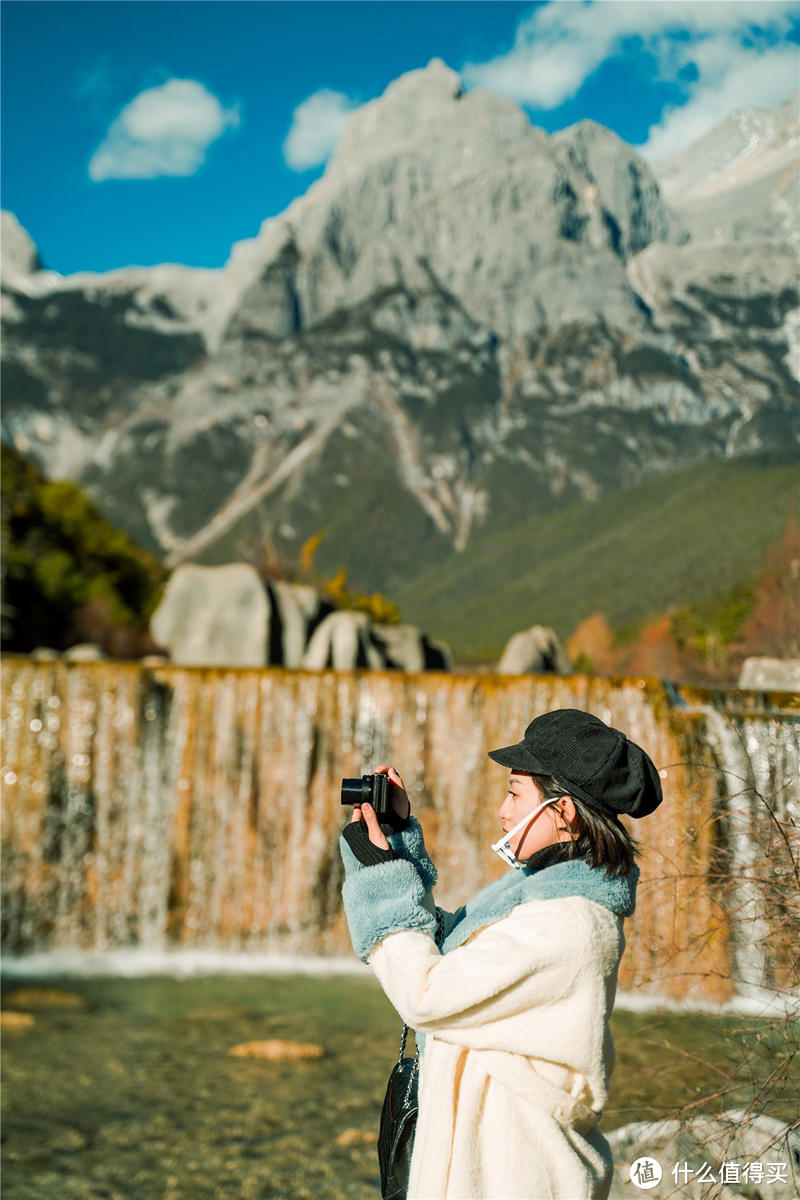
[557,796,579,830]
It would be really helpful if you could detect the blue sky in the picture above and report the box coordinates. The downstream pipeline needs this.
[2,0,798,275]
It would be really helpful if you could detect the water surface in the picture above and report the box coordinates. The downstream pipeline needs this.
[3,973,796,1199]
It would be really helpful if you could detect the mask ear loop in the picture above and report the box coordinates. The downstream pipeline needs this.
[491,797,559,869]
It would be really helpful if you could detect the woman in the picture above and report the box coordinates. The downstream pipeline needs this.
[340,707,663,1200]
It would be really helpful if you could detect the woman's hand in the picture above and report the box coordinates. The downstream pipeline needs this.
[350,764,410,849]
[349,802,391,852]
[375,764,410,822]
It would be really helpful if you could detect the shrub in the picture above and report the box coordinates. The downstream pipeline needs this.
[1,443,166,655]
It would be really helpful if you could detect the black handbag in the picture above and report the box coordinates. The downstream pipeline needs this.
[377,1023,419,1200]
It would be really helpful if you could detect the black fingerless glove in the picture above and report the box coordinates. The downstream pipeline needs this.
[342,821,398,867]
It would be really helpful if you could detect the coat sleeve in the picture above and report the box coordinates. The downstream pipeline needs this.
[340,815,439,961]
[386,817,465,938]
[387,816,437,891]
[340,814,468,959]
[367,900,593,1042]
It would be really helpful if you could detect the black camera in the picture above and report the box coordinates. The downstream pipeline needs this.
[341,773,393,817]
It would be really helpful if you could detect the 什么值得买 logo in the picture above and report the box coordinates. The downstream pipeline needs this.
[629,1156,662,1190]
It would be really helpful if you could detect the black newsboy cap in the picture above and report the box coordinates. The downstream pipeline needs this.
[488,708,663,819]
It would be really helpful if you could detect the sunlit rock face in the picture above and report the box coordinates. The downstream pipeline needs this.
[655,92,800,246]
[1,212,41,277]
[150,563,271,667]
[2,659,797,1006]
[1,72,798,599]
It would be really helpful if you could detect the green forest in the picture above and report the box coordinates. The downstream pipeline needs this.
[1,443,166,656]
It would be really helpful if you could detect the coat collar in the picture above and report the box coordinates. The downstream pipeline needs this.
[440,857,638,955]
[519,840,574,873]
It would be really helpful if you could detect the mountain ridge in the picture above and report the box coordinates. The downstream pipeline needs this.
[2,63,798,614]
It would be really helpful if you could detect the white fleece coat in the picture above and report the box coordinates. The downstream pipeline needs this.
[341,821,634,1200]
[372,898,621,1200]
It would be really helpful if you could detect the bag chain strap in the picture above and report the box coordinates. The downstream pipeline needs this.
[397,1022,420,1105]
[395,907,443,1100]
[397,1022,410,1065]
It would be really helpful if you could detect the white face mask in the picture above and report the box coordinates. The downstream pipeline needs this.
[491,797,559,869]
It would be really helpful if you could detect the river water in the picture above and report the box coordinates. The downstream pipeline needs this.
[2,972,797,1200]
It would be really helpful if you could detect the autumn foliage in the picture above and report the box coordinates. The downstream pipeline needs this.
[566,613,615,674]
[616,616,693,679]
[567,509,799,684]
[256,529,402,626]
[736,510,800,661]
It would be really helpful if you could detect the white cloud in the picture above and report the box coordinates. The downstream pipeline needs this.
[89,79,239,181]
[283,89,358,171]
[464,3,616,108]
[462,1,798,153]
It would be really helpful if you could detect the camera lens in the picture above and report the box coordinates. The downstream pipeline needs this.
[341,777,367,805]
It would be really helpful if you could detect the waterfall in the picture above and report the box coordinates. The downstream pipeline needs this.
[666,688,799,1003]
[2,658,797,1005]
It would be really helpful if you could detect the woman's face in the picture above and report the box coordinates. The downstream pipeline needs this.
[497,771,570,860]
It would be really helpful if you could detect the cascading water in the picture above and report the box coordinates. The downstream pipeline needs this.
[665,687,799,1002]
[1,658,797,1004]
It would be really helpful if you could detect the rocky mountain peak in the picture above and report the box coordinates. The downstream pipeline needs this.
[328,58,537,182]
[656,92,799,201]
[2,81,797,596]
[554,119,678,254]
[383,56,462,101]
[555,117,639,161]
[223,59,677,352]
[329,59,458,171]
[1,210,42,278]
[652,93,799,244]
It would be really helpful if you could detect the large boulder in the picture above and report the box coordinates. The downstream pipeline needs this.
[739,657,800,691]
[301,611,386,671]
[30,647,60,661]
[497,626,572,675]
[151,563,269,666]
[63,643,106,662]
[265,580,332,667]
[606,1110,800,1199]
[371,623,452,672]
[301,613,453,672]
[150,563,450,670]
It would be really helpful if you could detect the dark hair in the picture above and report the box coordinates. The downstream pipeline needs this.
[532,774,640,877]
